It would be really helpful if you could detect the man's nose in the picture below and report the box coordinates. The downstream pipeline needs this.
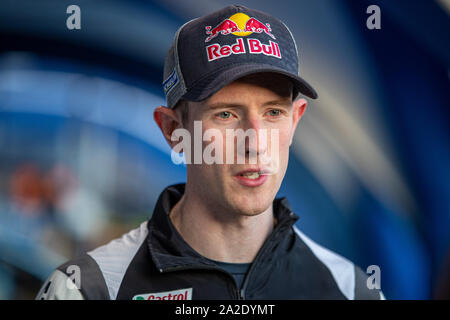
[242,116,268,157]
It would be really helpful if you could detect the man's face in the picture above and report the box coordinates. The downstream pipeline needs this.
[182,73,306,217]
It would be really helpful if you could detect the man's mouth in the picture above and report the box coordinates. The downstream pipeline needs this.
[235,169,270,187]
[239,171,263,179]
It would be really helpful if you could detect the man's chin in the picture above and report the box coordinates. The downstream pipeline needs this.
[220,174,280,216]
[228,193,274,217]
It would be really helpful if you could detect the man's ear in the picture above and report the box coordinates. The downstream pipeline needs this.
[290,98,307,146]
[153,106,183,148]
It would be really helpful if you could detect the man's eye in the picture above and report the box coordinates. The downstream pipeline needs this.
[217,111,232,119]
[267,109,281,116]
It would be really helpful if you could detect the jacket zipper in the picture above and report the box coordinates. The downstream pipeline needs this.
[239,211,295,299]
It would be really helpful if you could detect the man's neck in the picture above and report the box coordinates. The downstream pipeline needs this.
[169,187,275,264]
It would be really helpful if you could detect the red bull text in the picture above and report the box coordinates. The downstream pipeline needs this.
[206,38,281,61]
[204,13,281,62]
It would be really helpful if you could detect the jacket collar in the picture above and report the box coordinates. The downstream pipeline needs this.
[147,183,298,272]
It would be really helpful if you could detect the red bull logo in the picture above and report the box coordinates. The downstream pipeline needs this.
[205,13,276,42]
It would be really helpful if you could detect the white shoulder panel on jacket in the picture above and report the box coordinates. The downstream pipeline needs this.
[87,221,149,300]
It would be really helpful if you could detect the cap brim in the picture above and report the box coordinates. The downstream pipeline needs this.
[182,63,318,102]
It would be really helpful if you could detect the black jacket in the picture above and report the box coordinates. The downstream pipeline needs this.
[36,184,383,300]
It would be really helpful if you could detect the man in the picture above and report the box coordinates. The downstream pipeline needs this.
[36,5,384,300]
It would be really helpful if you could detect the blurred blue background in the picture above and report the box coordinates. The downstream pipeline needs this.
[0,0,449,299]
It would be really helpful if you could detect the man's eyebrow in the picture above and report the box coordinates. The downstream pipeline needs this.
[205,99,292,110]
[263,98,292,107]
[204,102,244,110]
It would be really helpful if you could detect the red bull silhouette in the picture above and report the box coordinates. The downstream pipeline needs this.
[205,19,241,42]
[244,17,276,39]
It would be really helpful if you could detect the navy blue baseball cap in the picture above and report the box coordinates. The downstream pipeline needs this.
[162,5,317,108]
